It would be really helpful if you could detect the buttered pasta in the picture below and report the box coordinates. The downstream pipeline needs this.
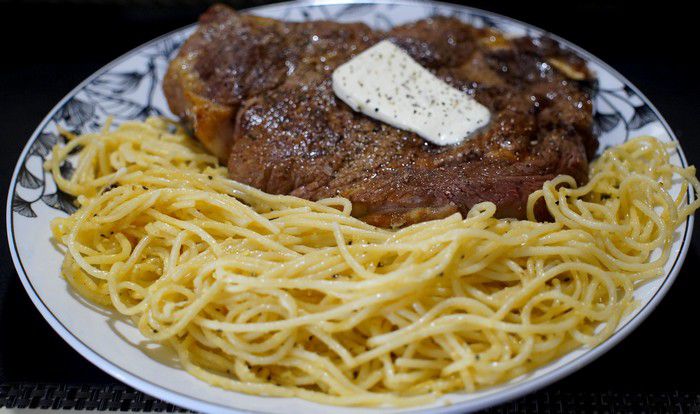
[47,117,699,406]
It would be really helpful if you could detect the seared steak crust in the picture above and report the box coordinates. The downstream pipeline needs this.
[164,4,597,227]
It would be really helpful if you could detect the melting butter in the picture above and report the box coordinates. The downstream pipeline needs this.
[332,40,490,146]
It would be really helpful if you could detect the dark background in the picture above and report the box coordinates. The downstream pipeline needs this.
[1,0,699,411]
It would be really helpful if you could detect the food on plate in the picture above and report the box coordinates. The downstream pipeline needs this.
[47,117,698,406]
[330,39,491,146]
[164,5,597,227]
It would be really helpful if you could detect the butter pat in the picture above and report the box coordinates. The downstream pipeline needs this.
[332,40,490,146]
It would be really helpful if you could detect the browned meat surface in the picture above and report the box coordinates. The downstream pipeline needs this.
[164,4,597,227]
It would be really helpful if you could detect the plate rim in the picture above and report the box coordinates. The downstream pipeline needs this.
[5,0,695,413]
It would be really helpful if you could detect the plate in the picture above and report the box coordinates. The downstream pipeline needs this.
[6,1,694,413]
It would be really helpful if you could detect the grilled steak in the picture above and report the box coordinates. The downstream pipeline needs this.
[164,4,597,227]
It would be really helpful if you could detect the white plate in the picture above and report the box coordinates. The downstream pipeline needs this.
[6,1,695,413]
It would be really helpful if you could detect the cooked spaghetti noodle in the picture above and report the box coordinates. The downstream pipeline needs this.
[47,117,699,406]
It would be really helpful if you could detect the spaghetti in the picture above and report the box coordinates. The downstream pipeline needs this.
[47,117,699,406]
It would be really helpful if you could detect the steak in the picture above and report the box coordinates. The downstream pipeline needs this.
[164,4,597,227]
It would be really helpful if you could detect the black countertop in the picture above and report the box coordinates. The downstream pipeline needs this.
[1,0,699,411]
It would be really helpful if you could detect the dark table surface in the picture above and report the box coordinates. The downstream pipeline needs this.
[1,0,699,412]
